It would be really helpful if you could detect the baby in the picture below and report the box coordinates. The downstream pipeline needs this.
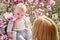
[7,3,32,40]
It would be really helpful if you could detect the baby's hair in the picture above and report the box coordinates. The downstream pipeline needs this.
[32,16,59,40]
[15,3,27,13]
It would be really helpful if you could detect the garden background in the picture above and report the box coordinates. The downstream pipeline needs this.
[0,0,60,40]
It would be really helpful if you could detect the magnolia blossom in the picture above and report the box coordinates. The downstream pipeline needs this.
[39,0,42,2]
[3,13,16,21]
[28,0,33,4]
[0,21,4,27]
[40,2,44,7]
[49,0,55,6]
[34,2,38,6]
[0,33,11,40]
[52,14,58,19]
[0,32,4,40]
[34,0,39,6]
[31,5,35,8]
[22,0,25,3]
[47,5,52,11]
[18,0,24,3]
[25,2,28,6]
[31,11,37,18]
[36,11,40,16]
[46,13,49,16]
[35,9,43,16]
[13,0,18,5]
[14,0,18,2]
[52,14,56,17]
[3,0,10,3]
[32,11,36,14]
[3,0,6,1]
[0,35,4,40]
[38,8,44,12]
[3,0,8,2]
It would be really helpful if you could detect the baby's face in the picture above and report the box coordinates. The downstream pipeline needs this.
[13,8,25,19]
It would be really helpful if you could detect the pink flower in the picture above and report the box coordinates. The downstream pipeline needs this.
[18,0,24,3]
[46,13,49,16]
[28,0,33,3]
[0,21,4,27]
[0,32,4,40]
[32,11,36,14]
[52,14,58,19]
[32,5,35,8]
[3,13,16,21]
[34,0,39,6]
[3,0,10,3]
[39,0,42,2]
[50,0,55,6]
[52,14,56,17]
[3,0,8,2]
[0,32,3,36]
[25,2,28,6]
[13,0,18,5]
[40,2,44,7]
[21,0,25,3]
[36,11,40,16]
[38,8,43,11]
[47,0,50,3]
[14,0,18,2]
[47,5,52,11]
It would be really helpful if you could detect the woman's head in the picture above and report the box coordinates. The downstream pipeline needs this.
[13,3,27,19]
[32,16,59,40]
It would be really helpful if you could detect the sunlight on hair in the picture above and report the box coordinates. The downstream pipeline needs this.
[32,16,59,40]
[16,3,27,12]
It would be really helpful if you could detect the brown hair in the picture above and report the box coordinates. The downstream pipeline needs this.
[32,16,59,40]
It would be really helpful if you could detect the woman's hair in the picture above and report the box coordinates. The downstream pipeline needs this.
[32,16,59,40]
